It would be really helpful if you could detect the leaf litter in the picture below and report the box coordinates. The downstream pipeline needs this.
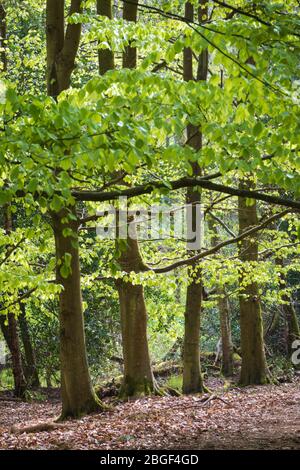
[0,379,300,450]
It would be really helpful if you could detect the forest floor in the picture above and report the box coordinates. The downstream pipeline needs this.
[0,377,300,450]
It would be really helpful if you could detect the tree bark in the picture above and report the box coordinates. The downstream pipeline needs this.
[46,1,103,418]
[18,303,40,388]
[97,0,114,74]
[182,1,207,394]
[238,181,268,385]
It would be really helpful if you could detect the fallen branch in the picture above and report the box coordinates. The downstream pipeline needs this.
[202,394,231,407]
[11,421,65,434]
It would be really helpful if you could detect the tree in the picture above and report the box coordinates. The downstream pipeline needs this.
[19,302,40,388]
[46,0,103,418]
[182,0,208,394]
[0,4,27,397]
[238,181,268,385]
[116,0,158,398]
[208,215,234,377]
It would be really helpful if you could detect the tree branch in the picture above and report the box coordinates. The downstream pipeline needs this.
[150,209,290,273]
[72,177,300,210]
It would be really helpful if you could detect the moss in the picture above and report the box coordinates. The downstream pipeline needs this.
[233,352,242,362]
[119,376,157,399]
[166,374,183,391]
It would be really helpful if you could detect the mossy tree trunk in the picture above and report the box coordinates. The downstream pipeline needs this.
[238,181,268,385]
[182,1,208,394]
[46,1,103,418]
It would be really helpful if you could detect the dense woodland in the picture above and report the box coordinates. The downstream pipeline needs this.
[0,0,300,451]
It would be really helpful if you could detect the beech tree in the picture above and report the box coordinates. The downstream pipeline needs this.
[46,0,103,419]
[238,181,268,385]
[182,0,208,394]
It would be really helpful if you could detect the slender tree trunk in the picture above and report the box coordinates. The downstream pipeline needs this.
[18,303,40,388]
[163,337,183,362]
[276,259,300,357]
[218,292,234,376]
[46,1,102,418]
[182,1,207,394]
[0,2,8,72]
[238,181,268,385]
[208,216,234,376]
[52,208,102,418]
[0,3,27,399]
[0,204,27,398]
[284,300,300,357]
[0,314,27,398]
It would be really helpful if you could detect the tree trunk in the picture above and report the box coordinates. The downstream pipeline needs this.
[284,300,300,357]
[122,0,138,69]
[97,0,114,74]
[116,230,158,397]
[46,0,82,97]
[208,216,234,376]
[218,292,234,376]
[0,2,8,72]
[183,277,204,393]
[182,1,207,394]
[52,207,102,418]
[0,6,26,399]
[238,181,268,385]
[46,1,103,418]
[110,1,157,398]
[276,259,300,357]
[18,303,40,388]
[0,314,27,398]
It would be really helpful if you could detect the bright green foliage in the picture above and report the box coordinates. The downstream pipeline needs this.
[0,0,300,383]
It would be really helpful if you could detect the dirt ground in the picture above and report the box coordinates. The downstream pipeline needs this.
[0,379,300,450]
